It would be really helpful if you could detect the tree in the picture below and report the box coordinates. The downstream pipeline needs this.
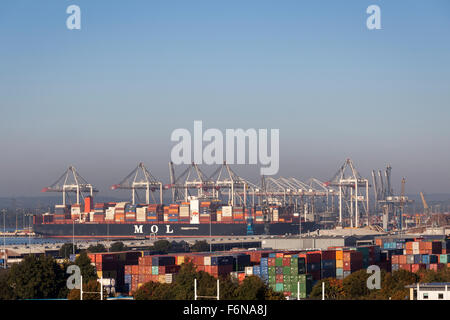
[134,282,174,300]
[87,243,107,253]
[342,269,372,299]
[218,275,239,300]
[74,251,97,282]
[379,269,418,300]
[7,255,67,299]
[67,279,107,300]
[152,240,172,254]
[59,243,77,259]
[0,269,14,300]
[109,242,128,252]
[191,240,209,252]
[310,278,344,300]
[235,276,284,300]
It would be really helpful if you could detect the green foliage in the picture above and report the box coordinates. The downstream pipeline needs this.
[87,243,107,253]
[59,243,77,259]
[310,278,345,300]
[109,242,128,252]
[152,240,172,254]
[236,276,284,300]
[342,269,372,299]
[7,255,68,299]
[74,251,97,282]
[191,240,209,252]
[0,269,14,300]
[67,279,107,300]
[134,282,174,300]
[378,270,418,300]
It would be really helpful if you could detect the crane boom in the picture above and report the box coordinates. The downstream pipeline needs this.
[420,192,429,211]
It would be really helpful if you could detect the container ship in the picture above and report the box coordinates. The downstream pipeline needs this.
[33,197,319,238]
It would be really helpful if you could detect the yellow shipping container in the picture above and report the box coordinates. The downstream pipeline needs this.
[177,256,185,265]
[158,275,166,283]
[97,271,103,278]
[335,250,343,260]
[336,260,343,268]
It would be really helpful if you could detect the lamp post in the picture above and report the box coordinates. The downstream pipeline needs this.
[2,209,6,268]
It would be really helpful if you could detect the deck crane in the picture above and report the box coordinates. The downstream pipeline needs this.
[41,166,98,205]
[111,163,163,205]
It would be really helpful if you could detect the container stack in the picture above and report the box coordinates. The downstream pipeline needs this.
[254,206,264,223]
[356,245,381,268]
[124,255,179,294]
[320,250,336,279]
[270,207,279,222]
[105,207,115,221]
[199,201,212,223]
[164,204,179,222]
[114,203,126,222]
[343,251,363,278]
[93,203,106,222]
[54,205,69,221]
[232,206,244,222]
[201,255,234,277]
[71,204,82,220]
[335,249,344,279]
[136,206,147,222]
[146,204,160,222]
[88,251,141,293]
[299,252,321,280]
[179,203,190,222]
[221,206,233,222]
[265,253,308,298]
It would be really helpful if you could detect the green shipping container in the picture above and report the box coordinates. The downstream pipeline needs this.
[283,266,291,275]
[275,258,283,267]
[152,266,159,275]
[440,254,450,264]
[268,266,276,275]
[275,283,284,292]
[269,275,276,283]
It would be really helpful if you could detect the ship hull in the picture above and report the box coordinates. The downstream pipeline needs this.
[33,222,319,239]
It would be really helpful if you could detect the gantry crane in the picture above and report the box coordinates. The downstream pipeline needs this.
[111,162,163,205]
[41,166,98,205]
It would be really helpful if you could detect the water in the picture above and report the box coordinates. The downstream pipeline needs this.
[1,237,70,246]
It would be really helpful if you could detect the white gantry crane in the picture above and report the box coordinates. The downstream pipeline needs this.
[325,158,370,228]
[41,166,98,205]
[111,162,163,205]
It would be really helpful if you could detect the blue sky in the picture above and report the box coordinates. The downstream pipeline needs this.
[0,0,449,197]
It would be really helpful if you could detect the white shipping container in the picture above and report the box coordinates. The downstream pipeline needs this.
[165,274,173,284]
[216,213,222,222]
[222,206,232,217]
[180,205,190,217]
[245,266,253,276]
[204,256,211,266]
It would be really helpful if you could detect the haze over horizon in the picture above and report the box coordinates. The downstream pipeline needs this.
[1,0,449,198]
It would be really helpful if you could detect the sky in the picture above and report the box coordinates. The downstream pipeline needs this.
[0,0,449,198]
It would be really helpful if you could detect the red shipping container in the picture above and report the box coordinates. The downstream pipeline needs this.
[399,264,411,272]
[282,258,290,266]
[411,264,427,273]
[268,258,276,267]
[321,250,336,261]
